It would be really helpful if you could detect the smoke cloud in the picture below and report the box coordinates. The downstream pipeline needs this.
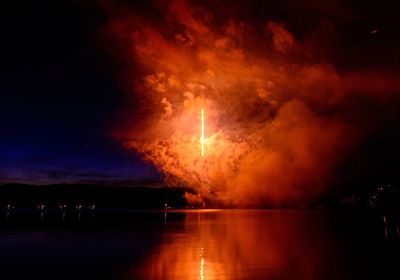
[103,0,400,206]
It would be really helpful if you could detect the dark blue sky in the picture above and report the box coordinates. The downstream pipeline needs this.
[0,0,161,185]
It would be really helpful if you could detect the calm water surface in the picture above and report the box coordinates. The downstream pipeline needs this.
[0,209,398,279]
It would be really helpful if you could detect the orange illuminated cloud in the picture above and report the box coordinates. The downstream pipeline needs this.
[103,0,400,206]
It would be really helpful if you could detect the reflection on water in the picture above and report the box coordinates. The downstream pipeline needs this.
[129,210,399,280]
[132,210,322,279]
[0,209,399,280]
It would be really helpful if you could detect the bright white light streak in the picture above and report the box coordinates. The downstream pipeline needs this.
[201,108,205,157]
[200,247,205,280]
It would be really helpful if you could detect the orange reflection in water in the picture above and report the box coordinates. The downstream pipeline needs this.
[127,210,340,280]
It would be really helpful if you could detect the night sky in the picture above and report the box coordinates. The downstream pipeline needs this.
[1,0,400,190]
[0,1,161,185]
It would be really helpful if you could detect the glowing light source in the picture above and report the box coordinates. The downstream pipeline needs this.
[201,108,205,157]
[200,247,205,280]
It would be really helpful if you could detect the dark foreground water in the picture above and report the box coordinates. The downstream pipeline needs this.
[0,209,399,280]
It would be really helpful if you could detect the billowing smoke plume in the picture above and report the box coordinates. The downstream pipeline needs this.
[103,0,400,206]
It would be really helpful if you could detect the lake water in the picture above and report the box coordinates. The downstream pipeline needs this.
[0,209,398,279]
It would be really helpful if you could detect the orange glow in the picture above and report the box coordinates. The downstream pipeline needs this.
[201,108,204,158]
[128,211,336,279]
[106,0,400,206]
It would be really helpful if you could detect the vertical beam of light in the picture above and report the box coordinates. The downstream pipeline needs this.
[201,108,205,157]
[200,247,205,280]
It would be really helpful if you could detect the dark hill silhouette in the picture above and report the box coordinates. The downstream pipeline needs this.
[0,183,192,210]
